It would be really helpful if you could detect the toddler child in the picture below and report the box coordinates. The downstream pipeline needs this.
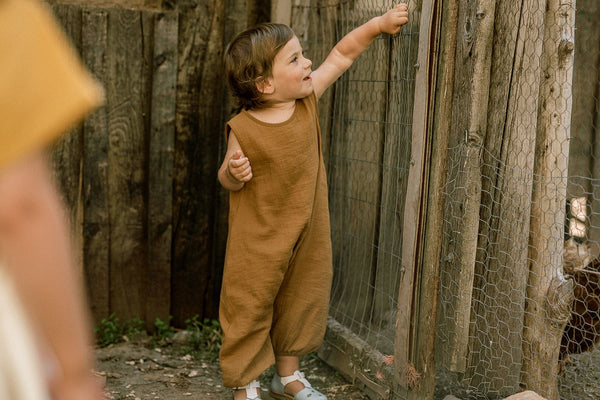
[218,4,409,400]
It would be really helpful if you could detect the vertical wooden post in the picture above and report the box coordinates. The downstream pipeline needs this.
[437,0,495,384]
[49,5,85,270]
[171,0,227,325]
[81,8,111,323]
[394,0,437,397]
[106,8,152,321]
[407,0,458,396]
[146,11,177,328]
[464,0,544,394]
[521,0,576,398]
[430,0,459,373]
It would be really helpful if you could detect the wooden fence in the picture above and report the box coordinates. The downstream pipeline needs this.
[46,1,598,399]
[48,0,270,328]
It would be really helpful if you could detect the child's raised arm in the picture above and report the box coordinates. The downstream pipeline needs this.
[311,3,408,100]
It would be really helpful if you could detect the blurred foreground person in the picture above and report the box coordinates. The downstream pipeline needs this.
[0,0,104,399]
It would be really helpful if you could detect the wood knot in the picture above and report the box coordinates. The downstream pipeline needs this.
[545,274,574,325]
[558,39,574,68]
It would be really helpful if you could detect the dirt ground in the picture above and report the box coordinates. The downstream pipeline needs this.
[96,335,368,400]
[95,330,600,400]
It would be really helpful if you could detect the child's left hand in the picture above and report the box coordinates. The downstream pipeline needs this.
[378,3,409,35]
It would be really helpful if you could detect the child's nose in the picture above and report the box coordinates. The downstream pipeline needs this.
[304,58,312,69]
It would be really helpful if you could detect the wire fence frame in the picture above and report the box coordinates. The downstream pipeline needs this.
[287,0,424,397]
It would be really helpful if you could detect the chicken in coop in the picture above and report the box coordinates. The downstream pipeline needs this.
[560,238,600,360]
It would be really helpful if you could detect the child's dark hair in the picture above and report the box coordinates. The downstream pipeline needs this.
[225,23,295,110]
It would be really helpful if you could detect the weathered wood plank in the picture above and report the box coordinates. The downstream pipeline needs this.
[49,4,85,271]
[439,140,481,374]
[436,0,490,376]
[81,8,111,322]
[417,0,457,395]
[440,0,517,374]
[45,0,266,325]
[106,8,151,321]
[521,0,576,398]
[146,11,178,327]
[466,0,543,394]
[318,317,394,400]
[395,0,435,395]
[198,0,228,322]
[171,0,226,325]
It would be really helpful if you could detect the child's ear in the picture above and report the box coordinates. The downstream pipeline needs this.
[256,77,274,94]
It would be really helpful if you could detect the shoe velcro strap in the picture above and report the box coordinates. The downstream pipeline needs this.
[235,380,260,399]
[280,370,312,388]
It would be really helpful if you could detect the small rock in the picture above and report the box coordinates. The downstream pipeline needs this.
[172,330,194,344]
[443,395,462,400]
[503,391,547,400]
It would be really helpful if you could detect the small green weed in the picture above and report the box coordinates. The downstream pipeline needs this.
[123,317,145,341]
[184,315,222,359]
[152,316,175,345]
[95,314,145,347]
[95,313,121,347]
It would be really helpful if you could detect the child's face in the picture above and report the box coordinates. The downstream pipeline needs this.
[267,36,313,101]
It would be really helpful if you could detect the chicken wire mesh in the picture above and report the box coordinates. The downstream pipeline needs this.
[290,0,599,398]
[558,1,600,398]
[436,2,600,399]
[289,0,419,392]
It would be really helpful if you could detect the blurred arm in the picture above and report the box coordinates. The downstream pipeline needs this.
[0,151,101,400]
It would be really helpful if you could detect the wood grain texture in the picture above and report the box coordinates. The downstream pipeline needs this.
[467,0,542,393]
[521,0,575,397]
[48,4,85,271]
[147,11,178,328]
[80,7,111,322]
[105,8,151,320]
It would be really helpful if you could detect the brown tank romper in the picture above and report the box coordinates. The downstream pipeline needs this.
[219,92,333,388]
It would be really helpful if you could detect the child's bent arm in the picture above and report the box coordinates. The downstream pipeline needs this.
[311,3,408,99]
[218,131,253,191]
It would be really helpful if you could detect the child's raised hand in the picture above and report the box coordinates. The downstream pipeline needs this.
[228,150,253,183]
[378,3,409,35]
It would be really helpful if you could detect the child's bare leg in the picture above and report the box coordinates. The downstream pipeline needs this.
[275,355,304,395]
